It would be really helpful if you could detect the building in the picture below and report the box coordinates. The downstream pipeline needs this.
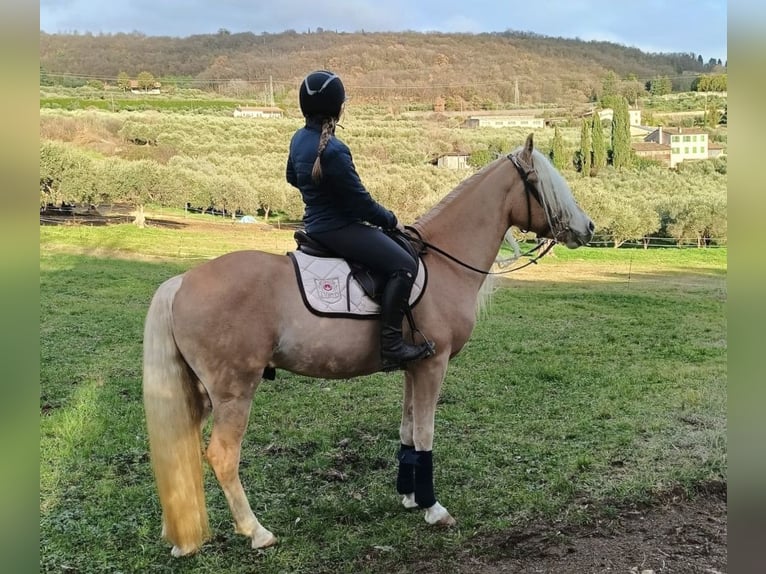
[584,107,641,127]
[233,106,283,118]
[430,153,470,169]
[631,142,672,167]
[643,126,709,168]
[462,115,544,129]
[129,80,161,94]
[707,142,726,159]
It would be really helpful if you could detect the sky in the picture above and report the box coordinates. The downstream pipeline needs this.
[39,0,728,63]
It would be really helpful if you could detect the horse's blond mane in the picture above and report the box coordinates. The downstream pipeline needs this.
[475,274,497,319]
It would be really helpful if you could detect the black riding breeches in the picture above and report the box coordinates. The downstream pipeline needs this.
[310,222,417,278]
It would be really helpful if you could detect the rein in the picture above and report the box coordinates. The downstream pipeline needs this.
[400,152,561,276]
[407,228,555,275]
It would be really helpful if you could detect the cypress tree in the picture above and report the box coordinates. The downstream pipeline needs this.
[579,118,592,176]
[611,96,632,170]
[549,125,566,170]
[591,110,607,175]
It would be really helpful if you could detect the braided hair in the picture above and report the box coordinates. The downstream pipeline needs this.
[299,71,345,184]
[311,117,337,184]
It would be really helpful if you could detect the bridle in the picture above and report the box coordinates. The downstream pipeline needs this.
[401,152,566,276]
[506,152,567,243]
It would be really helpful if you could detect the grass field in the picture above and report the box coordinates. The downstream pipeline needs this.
[39,220,726,573]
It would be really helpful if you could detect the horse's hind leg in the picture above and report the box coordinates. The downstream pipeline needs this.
[205,375,276,549]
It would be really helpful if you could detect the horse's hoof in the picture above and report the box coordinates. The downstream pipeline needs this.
[251,529,278,549]
[401,493,418,509]
[433,514,457,527]
[424,502,456,527]
[171,544,199,558]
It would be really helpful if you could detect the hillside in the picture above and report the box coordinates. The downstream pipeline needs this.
[40,30,723,107]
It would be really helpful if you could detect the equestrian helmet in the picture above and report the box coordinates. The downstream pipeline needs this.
[299,70,346,119]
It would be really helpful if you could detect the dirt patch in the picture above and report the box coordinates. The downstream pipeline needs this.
[410,483,726,574]
[39,207,280,232]
[40,206,189,229]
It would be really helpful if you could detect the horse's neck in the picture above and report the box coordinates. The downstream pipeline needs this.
[415,160,511,285]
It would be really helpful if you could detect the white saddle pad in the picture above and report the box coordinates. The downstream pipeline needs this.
[289,250,427,318]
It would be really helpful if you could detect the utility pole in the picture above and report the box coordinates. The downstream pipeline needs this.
[269,75,275,107]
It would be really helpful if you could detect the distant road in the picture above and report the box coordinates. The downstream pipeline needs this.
[400,107,567,119]
[652,110,706,117]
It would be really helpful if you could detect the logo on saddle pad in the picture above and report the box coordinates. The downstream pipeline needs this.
[288,251,427,319]
[315,278,342,304]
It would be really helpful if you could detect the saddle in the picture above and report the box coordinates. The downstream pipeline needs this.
[288,229,427,318]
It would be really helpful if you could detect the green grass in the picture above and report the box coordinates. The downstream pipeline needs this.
[40,224,726,573]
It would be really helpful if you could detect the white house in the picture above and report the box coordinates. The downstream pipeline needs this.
[585,108,641,126]
[233,106,283,118]
[644,126,709,168]
[430,153,470,169]
[462,115,544,129]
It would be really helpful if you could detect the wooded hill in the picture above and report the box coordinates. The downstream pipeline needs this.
[40,30,725,107]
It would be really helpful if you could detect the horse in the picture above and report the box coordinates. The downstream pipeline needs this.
[142,133,595,557]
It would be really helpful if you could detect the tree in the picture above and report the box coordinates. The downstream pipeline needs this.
[610,96,632,170]
[40,65,54,86]
[548,126,566,170]
[607,196,660,248]
[665,193,724,247]
[136,71,155,91]
[117,71,131,91]
[705,105,721,128]
[578,118,592,177]
[102,158,165,227]
[660,76,673,95]
[40,141,108,208]
[591,111,607,175]
[468,140,504,169]
[694,73,727,92]
[621,73,645,106]
[600,71,620,103]
[648,75,672,96]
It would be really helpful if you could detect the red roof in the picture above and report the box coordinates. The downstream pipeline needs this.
[632,142,669,152]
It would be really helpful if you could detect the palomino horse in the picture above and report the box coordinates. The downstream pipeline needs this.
[143,134,594,557]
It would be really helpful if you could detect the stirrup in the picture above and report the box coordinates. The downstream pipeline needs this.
[381,341,436,372]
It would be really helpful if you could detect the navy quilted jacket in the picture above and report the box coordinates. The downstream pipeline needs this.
[286,119,398,233]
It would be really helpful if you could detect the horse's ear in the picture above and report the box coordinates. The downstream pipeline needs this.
[520,133,534,163]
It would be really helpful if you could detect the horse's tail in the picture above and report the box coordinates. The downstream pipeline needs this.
[143,275,210,556]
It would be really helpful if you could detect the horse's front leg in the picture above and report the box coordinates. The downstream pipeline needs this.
[397,370,419,510]
[397,358,456,526]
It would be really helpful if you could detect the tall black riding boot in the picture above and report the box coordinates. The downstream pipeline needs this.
[380,270,435,371]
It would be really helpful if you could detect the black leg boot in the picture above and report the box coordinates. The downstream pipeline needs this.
[380,270,435,371]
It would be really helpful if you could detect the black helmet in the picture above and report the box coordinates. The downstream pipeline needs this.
[299,70,346,119]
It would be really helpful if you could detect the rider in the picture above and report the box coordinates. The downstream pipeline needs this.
[286,70,435,370]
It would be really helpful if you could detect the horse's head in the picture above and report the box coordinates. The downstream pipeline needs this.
[509,134,595,248]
